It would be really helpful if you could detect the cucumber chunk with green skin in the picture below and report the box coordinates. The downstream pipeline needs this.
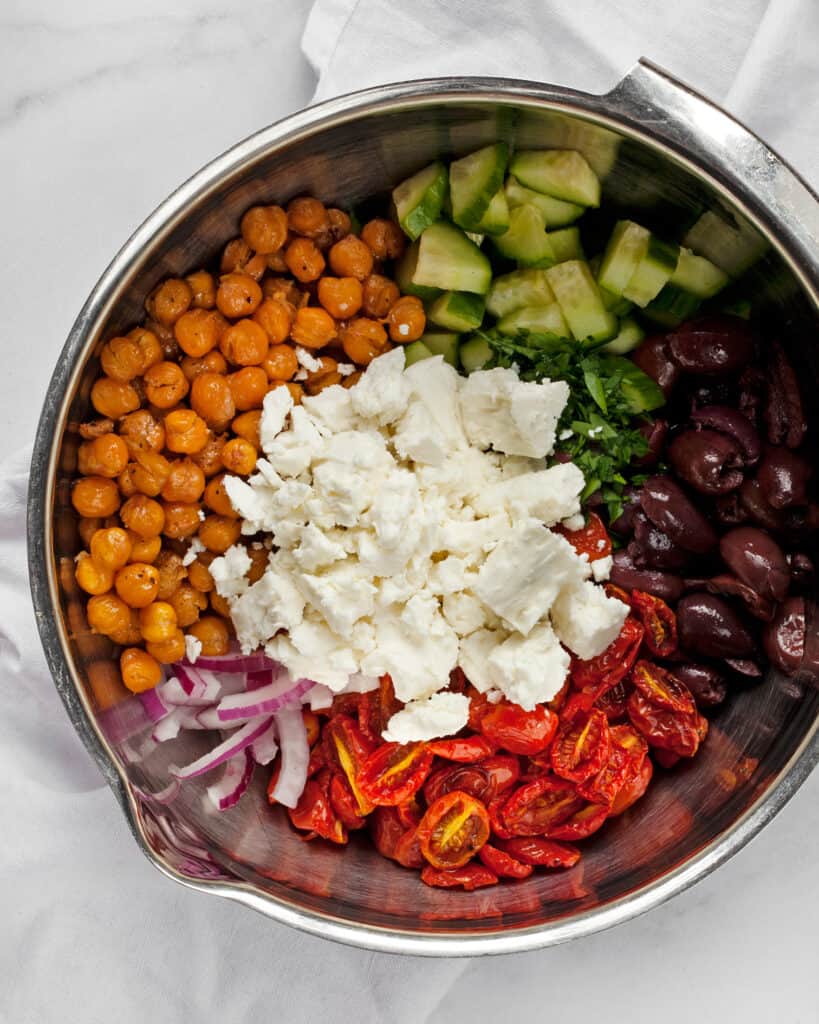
[450,143,509,231]
[486,269,555,318]
[492,205,555,266]
[421,331,461,367]
[599,356,665,413]
[509,150,601,207]
[497,303,570,338]
[412,222,492,295]
[395,240,442,302]
[473,187,510,236]
[459,336,494,373]
[545,226,585,263]
[670,247,730,298]
[393,162,448,240]
[598,284,634,316]
[597,220,650,296]
[403,340,435,366]
[643,284,702,327]
[428,291,485,332]
[545,260,618,344]
[504,176,585,227]
[683,210,768,277]
[601,317,645,354]
[622,236,680,307]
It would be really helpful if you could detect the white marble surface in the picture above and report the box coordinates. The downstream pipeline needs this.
[2,2,818,1022]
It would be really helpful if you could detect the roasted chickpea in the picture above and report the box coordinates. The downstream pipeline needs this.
[162,502,203,540]
[164,408,209,454]
[154,550,187,600]
[287,197,330,239]
[121,647,163,692]
[362,274,400,318]
[187,556,215,593]
[220,319,268,366]
[129,327,163,373]
[253,297,294,344]
[161,459,206,503]
[79,418,115,441]
[327,208,352,242]
[115,562,160,608]
[228,366,268,411]
[90,527,133,571]
[262,277,303,307]
[190,372,236,428]
[188,615,230,656]
[342,370,363,389]
[221,237,254,274]
[147,278,192,326]
[174,307,224,358]
[100,336,143,382]
[203,473,237,517]
[386,295,426,343]
[361,218,405,261]
[120,494,165,539]
[191,432,227,477]
[169,583,208,627]
[127,532,162,564]
[340,317,391,365]
[244,545,267,584]
[208,592,232,619]
[72,476,121,518]
[241,204,288,254]
[78,516,102,548]
[146,630,186,665]
[304,356,343,396]
[87,592,132,639]
[139,601,178,644]
[328,235,373,280]
[220,437,257,475]
[266,249,289,273]
[75,552,114,596]
[199,515,241,553]
[261,344,298,382]
[143,361,189,408]
[119,410,165,453]
[181,349,228,381]
[290,306,337,349]
[216,272,263,318]
[87,660,128,710]
[131,450,172,497]
[270,380,303,404]
[186,269,216,309]
[117,464,139,498]
[79,434,129,478]
[318,276,363,319]
[90,377,141,419]
[285,237,326,283]
[144,318,179,361]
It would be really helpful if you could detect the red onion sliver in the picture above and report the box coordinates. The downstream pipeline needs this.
[98,699,154,746]
[215,674,314,722]
[135,778,181,805]
[270,706,310,808]
[250,721,279,766]
[170,717,272,780]
[180,651,277,674]
[206,750,255,811]
[138,687,169,722]
[247,668,274,690]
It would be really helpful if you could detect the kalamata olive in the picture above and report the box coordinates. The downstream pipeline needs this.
[671,662,727,707]
[738,478,787,531]
[757,445,811,508]
[630,512,689,571]
[705,574,775,621]
[764,342,806,449]
[677,593,756,658]
[719,526,790,602]
[689,405,761,465]
[640,475,717,553]
[634,419,668,467]
[715,491,748,526]
[610,549,684,603]
[689,379,736,409]
[668,429,744,495]
[762,596,805,675]
[787,552,815,588]
[723,658,763,678]
[631,335,681,397]
[667,314,754,375]
[737,366,766,426]
[609,485,642,535]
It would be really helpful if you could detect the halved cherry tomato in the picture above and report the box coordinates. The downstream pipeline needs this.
[631,660,696,714]
[545,801,608,841]
[610,758,653,815]
[423,764,494,807]
[427,735,495,762]
[631,589,677,657]
[323,716,376,815]
[653,748,682,769]
[416,790,491,868]
[576,742,630,806]
[627,690,702,758]
[303,709,321,746]
[307,745,326,778]
[594,680,629,720]
[467,688,492,730]
[396,794,423,830]
[499,837,581,869]
[480,755,521,795]
[357,674,401,743]
[329,773,368,830]
[486,794,514,840]
[357,741,434,806]
[288,769,347,844]
[501,775,584,836]
[571,617,644,696]
[605,582,632,606]
[394,827,425,869]
[610,722,649,765]
[369,806,405,860]
[551,707,611,783]
[477,701,558,755]
[478,842,533,879]
[420,863,498,890]
[556,511,612,561]
[448,666,469,693]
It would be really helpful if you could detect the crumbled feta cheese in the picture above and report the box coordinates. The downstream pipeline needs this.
[551,579,629,660]
[592,555,613,582]
[349,347,409,424]
[259,386,293,452]
[184,634,202,664]
[473,462,584,526]
[301,385,357,433]
[292,522,347,571]
[442,591,487,636]
[361,605,459,703]
[458,628,503,693]
[561,512,586,532]
[487,623,570,710]
[210,544,252,598]
[382,692,470,743]
[337,363,355,377]
[559,428,574,441]
[295,346,323,372]
[181,536,205,566]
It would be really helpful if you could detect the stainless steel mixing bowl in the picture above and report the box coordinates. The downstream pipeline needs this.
[28,61,819,955]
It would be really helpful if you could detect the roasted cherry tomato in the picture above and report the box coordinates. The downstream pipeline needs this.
[631,589,678,657]
[394,827,425,869]
[329,773,368,830]
[420,863,498,890]
[477,701,558,755]
[323,715,376,815]
[627,690,702,758]
[423,764,495,807]
[571,617,644,697]
[480,755,521,795]
[499,837,581,869]
[576,742,630,807]
[358,674,401,744]
[478,842,533,879]
[501,775,584,837]
[605,582,632,606]
[369,806,405,860]
[357,741,434,807]
[486,794,514,840]
[594,680,629,720]
[653,748,682,769]
[427,735,496,762]
[545,801,608,841]
[416,790,491,869]
[550,708,611,784]
[288,769,347,844]
[307,745,326,778]
[302,709,321,746]
[610,758,653,816]
[631,660,697,715]
[467,688,492,730]
[556,511,612,561]
[396,794,424,830]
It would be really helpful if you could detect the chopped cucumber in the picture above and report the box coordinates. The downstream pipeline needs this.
[395,240,442,302]
[622,236,680,307]
[597,220,650,296]
[602,317,645,354]
[486,269,555,318]
[492,205,555,266]
[459,336,493,373]
[509,150,601,207]
[450,143,509,232]
[474,187,510,236]
[403,340,434,366]
[411,222,492,295]
[428,291,485,332]
[546,226,584,263]
[544,260,618,344]
[599,356,665,413]
[421,331,460,367]
[670,247,729,298]
[504,176,584,227]
[683,210,767,277]
[497,303,570,338]
[392,162,448,241]
[643,284,702,327]
[599,284,634,317]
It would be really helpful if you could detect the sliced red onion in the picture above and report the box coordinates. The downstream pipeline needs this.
[215,674,314,723]
[206,750,255,811]
[138,687,169,722]
[158,676,214,707]
[247,668,274,690]
[136,778,181,805]
[250,720,279,766]
[170,717,272,780]
[98,699,154,746]
[195,707,224,730]
[270,706,310,808]
[151,706,210,743]
[180,651,277,674]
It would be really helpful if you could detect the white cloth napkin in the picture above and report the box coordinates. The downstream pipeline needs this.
[4,3,819,1022]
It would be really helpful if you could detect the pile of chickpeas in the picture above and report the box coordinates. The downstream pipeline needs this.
[71,197,426,697]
